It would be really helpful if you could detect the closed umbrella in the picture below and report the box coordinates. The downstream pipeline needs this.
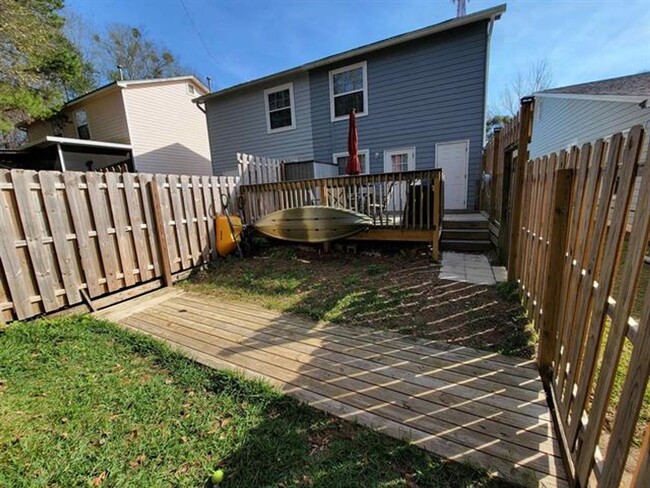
[345,109,361,175]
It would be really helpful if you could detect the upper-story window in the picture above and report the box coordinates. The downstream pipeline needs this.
[264,83,295,133]
[74,109,90,140]
[329,61,368,122]
[186,83,196,96]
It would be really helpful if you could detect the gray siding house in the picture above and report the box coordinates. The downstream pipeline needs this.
[195,4,506,210]
[530,72,650,159]
[530,72,650,229]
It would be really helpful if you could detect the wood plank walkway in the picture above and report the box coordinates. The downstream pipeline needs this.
[95,289,568,487]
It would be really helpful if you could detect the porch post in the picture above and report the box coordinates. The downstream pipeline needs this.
[56,143,66,171]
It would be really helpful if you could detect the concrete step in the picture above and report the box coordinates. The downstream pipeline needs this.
[441,228,491,241]
[441,239,493,252]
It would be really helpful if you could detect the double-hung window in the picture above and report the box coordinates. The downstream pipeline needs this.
[74,108,90,140]
[333,149,370,175]
[264,83,295,133]
[329,61,368,121]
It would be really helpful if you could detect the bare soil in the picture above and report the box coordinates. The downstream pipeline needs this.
[182,243,536,359]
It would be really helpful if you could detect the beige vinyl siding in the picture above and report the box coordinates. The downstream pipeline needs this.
[27,88,130,144]
[122,80,212,176]
[26,120,53,142]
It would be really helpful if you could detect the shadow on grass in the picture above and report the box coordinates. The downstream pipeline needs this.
[0,316,510,487]
[183,246,536,358]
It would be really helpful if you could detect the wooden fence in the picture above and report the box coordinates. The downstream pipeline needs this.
[481,101,534,261]
[237,153,284,184]
[0,169,238,323]
[511,125,650,487]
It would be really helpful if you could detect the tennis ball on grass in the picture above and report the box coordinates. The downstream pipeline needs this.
[210,469,225,484]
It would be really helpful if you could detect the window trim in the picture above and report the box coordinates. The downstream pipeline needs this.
[186,83,196,95]
[329,61,368,122]
[383,147,416,173]
[73,108,91,140]
[333,149,370,175]
[264,82,296,134]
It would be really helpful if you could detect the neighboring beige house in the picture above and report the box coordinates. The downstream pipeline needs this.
[10,76,212,175]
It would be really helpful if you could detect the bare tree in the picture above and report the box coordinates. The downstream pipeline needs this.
[501,59,553,116]
[92,24,189,82]
[451,0,468,17]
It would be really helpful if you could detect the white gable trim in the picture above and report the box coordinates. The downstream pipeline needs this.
[534,92,648,104]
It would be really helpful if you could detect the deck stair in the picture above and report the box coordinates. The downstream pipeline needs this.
[441,213,492,252]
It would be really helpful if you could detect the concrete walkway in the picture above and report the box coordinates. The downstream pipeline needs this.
[439,252,507,285]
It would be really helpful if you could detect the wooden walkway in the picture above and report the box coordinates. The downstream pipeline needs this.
[96,289,568,487]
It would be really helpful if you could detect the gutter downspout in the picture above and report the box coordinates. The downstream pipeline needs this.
[482,14,497,147]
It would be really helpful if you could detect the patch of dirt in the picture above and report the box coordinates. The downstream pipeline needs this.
[186,242,535,358]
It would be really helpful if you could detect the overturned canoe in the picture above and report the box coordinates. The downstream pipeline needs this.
[254,206,373,243]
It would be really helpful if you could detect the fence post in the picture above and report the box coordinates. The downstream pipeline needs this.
[149,180,173,288]
[490,128,500,220]
[507,98,534,282]
[432,172,442,261]
[538,168,573,376]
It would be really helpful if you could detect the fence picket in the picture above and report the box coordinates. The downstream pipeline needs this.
[12,170,59,311]
[39,171,82,304]
[0,176,32,319]
[104,172,135,288]
[122,173,150,282]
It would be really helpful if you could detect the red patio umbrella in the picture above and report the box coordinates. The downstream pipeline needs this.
[345,109,361,175]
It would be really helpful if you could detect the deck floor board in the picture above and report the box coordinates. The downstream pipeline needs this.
[96,289,568,488]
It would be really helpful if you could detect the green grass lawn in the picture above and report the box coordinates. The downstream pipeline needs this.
[605,242,650,447]
[0,316,512,488]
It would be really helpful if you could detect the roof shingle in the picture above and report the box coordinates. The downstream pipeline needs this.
[539,72,650,97]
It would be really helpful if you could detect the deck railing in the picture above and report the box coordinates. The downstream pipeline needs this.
[239,169,444,232]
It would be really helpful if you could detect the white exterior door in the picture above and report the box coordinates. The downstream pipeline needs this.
[435,140,469,210]
[384,148,416,212]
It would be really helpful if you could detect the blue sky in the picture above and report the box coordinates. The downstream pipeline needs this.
[67,0,650,112]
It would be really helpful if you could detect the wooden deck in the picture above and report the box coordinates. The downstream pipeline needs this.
[96,288,568,487]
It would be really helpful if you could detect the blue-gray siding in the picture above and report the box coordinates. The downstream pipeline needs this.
[205,21,489,208]
[206,72,315,174]
[529,96,650,158]
[309,21,487,209]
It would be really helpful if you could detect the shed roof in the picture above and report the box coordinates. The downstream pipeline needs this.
[194,4,506,103]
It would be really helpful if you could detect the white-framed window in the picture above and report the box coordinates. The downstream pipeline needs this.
[264,82,295,133]
[329,61,368,122]
[383,147,416,173]
[333,149,370,175]
[74,108,90,140]
[186,83,196,95]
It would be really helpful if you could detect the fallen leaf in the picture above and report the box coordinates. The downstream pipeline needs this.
[129,455,146,469]
[92,471,107,486]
